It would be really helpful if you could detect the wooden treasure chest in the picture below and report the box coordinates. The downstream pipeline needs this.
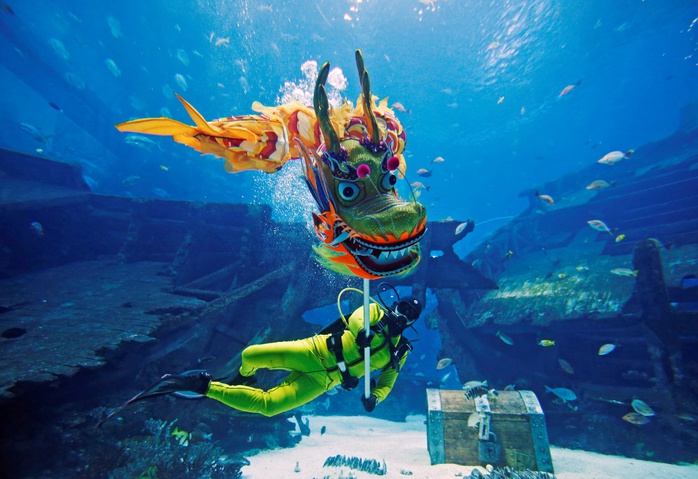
[426,388,554,473]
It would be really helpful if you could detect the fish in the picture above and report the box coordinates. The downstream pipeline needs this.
[171,427,190,446]
[557,273,566,279]
[631,399,655,417]
[520,107,525,116]
[585,179,615,190]
[535,192,554,205]
[588,396,626,406]
[598,150,634,165]
[436,358,453,370]
[587,219,612,234]
[615,233,626,243]
[105,58,121,77]
[575,266,589,272]
[416,168,432,177]
[538,340,555,347]
[320,425,326,435]
[20,123,50,143]
[106,15,122,38]
[622,412,650,425]
[463,380,488,390]
[558,358,574,375]
[455,221,473,236]
[558,80,581,98]
[29,222,44,236]
[410,181,430,192]
[188,430,213,442]
[545,386,577,402]
[48,102,63,112]
[159,165,169,171]
[175,73,188,91]
[49,38,69,60]
[431,156,445,163]
[496,330,513,345]
[176,49,190,66]
[124,134,162,151]
[391,102,409,113]
[598,343,616,356]
[197,355,216,364]
[611,268,637,277]
[215,37,230,47]
[502,250,513,262]
[497,96,504,105]
[504,384,516,391]
[121,175,142,185]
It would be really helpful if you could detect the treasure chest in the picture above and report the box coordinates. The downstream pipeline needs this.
[426,388,554,473]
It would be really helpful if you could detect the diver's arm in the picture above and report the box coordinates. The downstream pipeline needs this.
[371,352,408,403]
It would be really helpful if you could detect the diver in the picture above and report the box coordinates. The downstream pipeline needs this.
[100,288,422,423]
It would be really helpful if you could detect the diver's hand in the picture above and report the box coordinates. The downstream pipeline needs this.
[361,393,377,412]
[356,330,374,349]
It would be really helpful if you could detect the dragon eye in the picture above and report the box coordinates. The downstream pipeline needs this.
[381,172,397,191]
[337,182,360,201]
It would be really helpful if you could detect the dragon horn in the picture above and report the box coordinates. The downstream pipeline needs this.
[313,62,340,154]
[355,49,380,144]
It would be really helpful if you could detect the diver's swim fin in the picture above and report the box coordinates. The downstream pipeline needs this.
[96,370,209,428]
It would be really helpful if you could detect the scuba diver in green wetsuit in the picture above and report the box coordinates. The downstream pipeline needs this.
[137,292,423,419]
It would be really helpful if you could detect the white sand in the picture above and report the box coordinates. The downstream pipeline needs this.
[240,415,698,479]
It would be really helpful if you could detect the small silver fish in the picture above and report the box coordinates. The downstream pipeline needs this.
[598,150,633,165]
[124,134,161,151]
[598,343,616,356]
[29,221,44,236]
[105,58,121,77]
[631,398,655,417]
[587,219,612,234]
[545,386,577,402]
[496,330,513,345]
[611,268,637,277]
[463,380,488,390]
[436,358,452,370]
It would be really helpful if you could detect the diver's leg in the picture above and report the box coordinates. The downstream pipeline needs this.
[207,370,328,417]
[238,337,321,377]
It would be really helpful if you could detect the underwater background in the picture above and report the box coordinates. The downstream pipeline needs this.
[2,0,695,244]
[1,0,698,478]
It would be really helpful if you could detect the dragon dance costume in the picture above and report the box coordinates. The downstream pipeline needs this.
[117,50,427,280]
[111,51,427,418]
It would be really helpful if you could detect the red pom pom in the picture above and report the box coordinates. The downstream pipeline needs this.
[386,156,400,171]
[357,163,371,178]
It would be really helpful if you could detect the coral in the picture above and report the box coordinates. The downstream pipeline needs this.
[104,418,247,479]
[322,454,387,475]
[469,466,556,479]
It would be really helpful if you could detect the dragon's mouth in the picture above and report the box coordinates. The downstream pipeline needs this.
[339,227,426,277]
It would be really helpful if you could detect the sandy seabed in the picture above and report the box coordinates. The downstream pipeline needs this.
[240,415,697,479]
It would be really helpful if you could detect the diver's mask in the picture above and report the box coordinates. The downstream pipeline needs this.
[386,296,423,335]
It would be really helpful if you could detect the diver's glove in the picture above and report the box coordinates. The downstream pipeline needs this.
[160,371,211,395]
[355,330,375,349]
[361,393,378,413]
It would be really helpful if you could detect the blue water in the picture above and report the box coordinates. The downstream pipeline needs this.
[1,2,698,476]
[1,0,696,239]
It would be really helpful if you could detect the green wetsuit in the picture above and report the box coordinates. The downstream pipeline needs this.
[206,303,407,417]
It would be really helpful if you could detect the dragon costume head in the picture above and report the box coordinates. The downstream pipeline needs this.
[299,50,427,280]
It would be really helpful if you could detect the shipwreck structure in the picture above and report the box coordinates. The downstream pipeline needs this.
[0,146,494,477]
[431,101,698,462]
